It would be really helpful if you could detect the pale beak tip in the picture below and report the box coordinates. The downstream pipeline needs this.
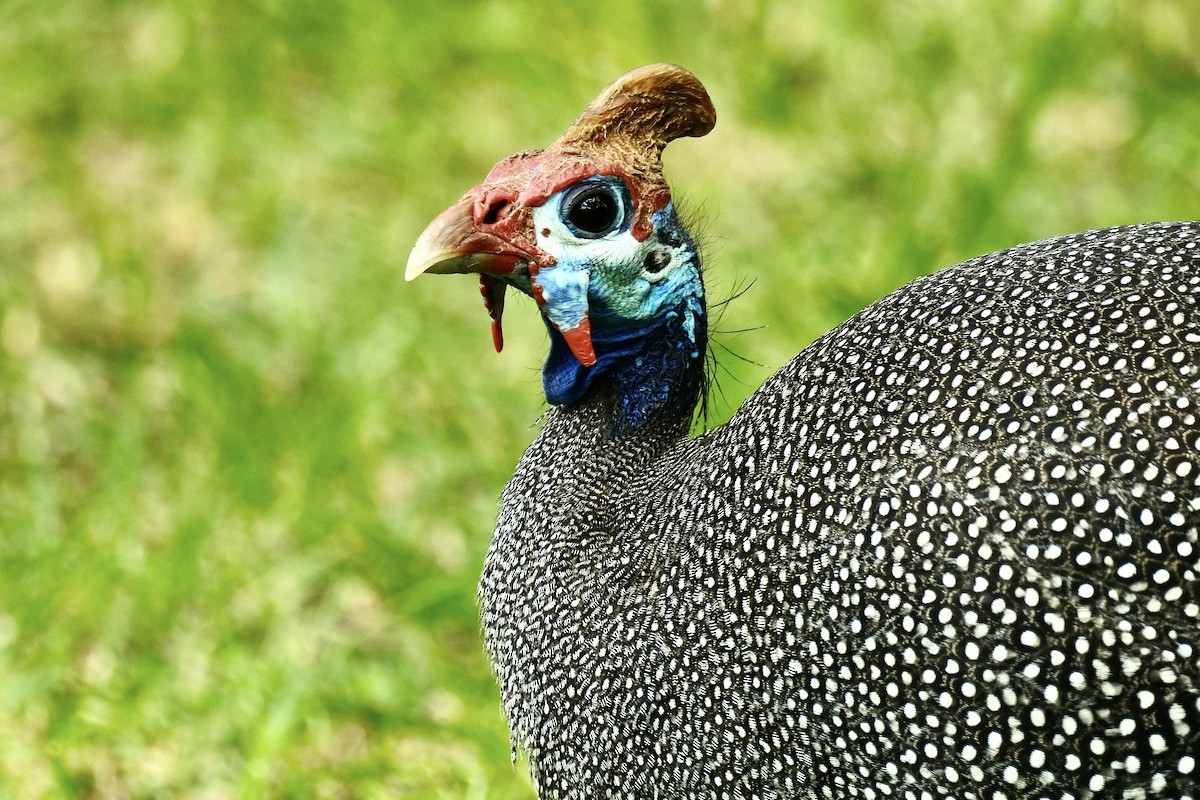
[407,196,477,281]
[405,236,453,281]
[404,257,428,282]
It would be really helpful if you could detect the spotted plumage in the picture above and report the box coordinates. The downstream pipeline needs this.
[409,66,1200,799]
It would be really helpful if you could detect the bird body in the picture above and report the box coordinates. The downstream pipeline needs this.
[409,66,1200,799]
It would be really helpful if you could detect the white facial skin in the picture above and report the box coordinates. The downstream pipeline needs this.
[530,176,700,333]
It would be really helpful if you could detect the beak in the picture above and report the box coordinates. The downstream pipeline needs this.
[407,196,531,354]
[407,195,598,367]
[405,196,527,281]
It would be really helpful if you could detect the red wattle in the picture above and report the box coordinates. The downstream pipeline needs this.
[480,276,507,354]
[561,317,597,367]
[491,320,504,353]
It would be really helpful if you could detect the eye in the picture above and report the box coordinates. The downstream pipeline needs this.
[561,182,623,238]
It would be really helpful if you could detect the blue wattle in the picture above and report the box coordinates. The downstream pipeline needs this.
[541,323,590,406]
[541,294,706,435]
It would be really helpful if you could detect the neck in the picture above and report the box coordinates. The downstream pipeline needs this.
[541,292,707,437]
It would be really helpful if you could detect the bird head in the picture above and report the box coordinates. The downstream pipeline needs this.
[407,65,716,425]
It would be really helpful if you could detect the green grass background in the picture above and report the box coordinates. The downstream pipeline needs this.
[1,1,1197,796]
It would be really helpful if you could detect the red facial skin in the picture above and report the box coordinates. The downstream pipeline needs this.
[453,150,667,367]
[412,65,714,367]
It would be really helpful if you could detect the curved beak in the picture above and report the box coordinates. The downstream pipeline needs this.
[407,195,533,354]
[405,196,527,281]
[407,194,598,367]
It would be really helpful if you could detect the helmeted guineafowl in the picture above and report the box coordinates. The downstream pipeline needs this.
[408,64,1200,799]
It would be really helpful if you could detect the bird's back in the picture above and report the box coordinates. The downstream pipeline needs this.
[484,222,1200,798]
[713,221,1200,796]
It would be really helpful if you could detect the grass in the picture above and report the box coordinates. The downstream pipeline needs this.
[0,0,1196,796]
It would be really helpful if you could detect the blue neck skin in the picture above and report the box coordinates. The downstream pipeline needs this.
[541,264,706,435]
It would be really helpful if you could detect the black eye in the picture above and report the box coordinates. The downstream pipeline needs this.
[562,183,622,238]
